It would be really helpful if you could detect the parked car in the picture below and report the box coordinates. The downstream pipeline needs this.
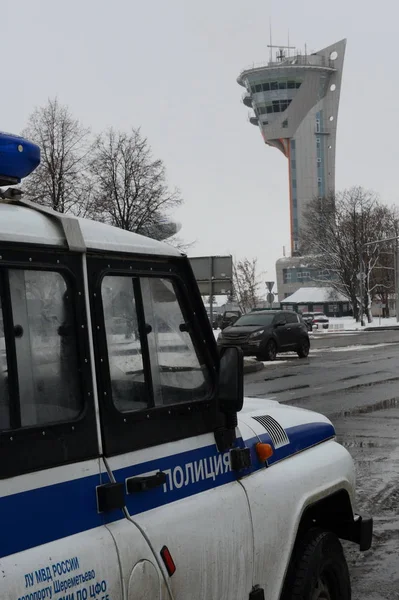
[220,310,242,330]
[211,312,223,329]
[217,309,310,360]
[302,312,329,330]
[301,312,314,332]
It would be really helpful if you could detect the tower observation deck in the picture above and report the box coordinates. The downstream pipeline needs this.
[237,39,346,256]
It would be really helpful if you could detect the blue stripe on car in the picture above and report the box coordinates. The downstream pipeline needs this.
[0,421,334,558]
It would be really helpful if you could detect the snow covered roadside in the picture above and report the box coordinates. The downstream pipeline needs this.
[310,342,399,353]
[315,316,399,332]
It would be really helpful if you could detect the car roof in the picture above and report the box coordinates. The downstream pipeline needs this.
[0,202,183,257]
[246,310,291,315]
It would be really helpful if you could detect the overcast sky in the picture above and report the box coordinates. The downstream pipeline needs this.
[3,0,398,298]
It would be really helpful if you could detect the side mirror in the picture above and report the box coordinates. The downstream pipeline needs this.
[275,320,285,328]
[218,346,244,414]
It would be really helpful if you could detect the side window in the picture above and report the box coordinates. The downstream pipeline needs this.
[7,269,82,428]
[101,275,212,412]
[285,312,298,324]
[141,277,211,406]
[0,287,9,429]
[274,314,286,325]
[102,275,148,412]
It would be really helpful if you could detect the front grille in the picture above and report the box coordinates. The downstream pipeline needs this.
[222,333,248,344]
[252,415,289,448]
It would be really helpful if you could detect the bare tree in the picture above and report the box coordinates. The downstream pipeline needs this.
[301,187,396,322]
[22,98,92,216]
[89,128,182,240]
[233,258,260,313]
[369,207,399,317]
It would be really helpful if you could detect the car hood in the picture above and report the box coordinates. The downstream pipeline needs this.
[223,325,270,335]
[237,396,335,466]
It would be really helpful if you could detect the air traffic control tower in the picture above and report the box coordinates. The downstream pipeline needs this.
[237,39,346,260]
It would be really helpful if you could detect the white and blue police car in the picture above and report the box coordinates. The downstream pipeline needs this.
[0,133,371,600]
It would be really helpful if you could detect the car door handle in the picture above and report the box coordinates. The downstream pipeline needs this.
[126,471,167,494]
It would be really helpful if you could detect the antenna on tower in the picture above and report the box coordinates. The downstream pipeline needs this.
[288,30,290,58]
[269,18,273,62]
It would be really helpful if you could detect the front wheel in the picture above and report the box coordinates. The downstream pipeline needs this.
[257,339,277,361]
[297,338,310,358]
[282,529,351,600]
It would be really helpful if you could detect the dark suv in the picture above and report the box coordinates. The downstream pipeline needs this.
[217,310,310,361]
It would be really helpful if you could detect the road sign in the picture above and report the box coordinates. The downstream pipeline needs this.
[266,281,274,292]
[189,255,233,323]
[267,292,275,304]
[190,256,232,284]
[197,280,232,295]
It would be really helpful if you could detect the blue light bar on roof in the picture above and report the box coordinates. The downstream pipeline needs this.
[0,132,40,187]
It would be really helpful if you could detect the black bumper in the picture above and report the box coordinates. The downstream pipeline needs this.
[217,341,261,356]
[337,514,373,551]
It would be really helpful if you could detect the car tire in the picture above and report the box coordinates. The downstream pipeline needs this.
[257,339,277,362]
[281,528,351,600]
[297,338,310,358]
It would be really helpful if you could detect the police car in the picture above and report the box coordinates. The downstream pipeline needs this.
[0,133,372,600]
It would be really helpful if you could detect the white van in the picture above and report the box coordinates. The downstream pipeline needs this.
[0,134,371,600]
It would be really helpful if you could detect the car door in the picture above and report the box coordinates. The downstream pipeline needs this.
[89,254,254,600]
[273,313,289,348]
[283,312,301,349]
[0,249,124,600]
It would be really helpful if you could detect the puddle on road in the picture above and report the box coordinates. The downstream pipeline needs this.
[266,383,310,394]
[338,370,389,383]
[264,373,296,382]
[334,396,399,418]
[340,439,381,449]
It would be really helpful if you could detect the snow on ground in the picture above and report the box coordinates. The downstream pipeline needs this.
[314,316,398,332]
[261,360,289,366]
[310,342,399,353]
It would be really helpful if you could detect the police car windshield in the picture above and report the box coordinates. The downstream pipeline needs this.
[232,313,275,327]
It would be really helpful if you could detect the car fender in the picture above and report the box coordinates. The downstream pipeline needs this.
[252,442,355,599]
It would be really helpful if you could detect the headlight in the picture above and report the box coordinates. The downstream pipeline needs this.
[249,329,264,339]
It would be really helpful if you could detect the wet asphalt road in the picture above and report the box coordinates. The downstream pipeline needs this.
[244,329,399,600]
